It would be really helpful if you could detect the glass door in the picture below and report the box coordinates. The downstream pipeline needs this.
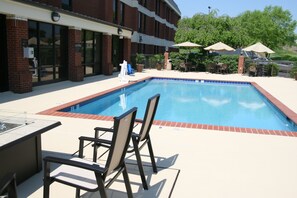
[28,21,68,84]
[112,35,124,71]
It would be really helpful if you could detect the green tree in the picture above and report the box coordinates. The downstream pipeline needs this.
[236,6,297,49]
[175,10,249,48]
[175,6,297,49]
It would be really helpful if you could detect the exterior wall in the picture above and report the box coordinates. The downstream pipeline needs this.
[6,17,32,93]
[146,0,155,11]
[68,28,84,81]
[102,34,113,75]
[124,5,138,30]
[72,0,102,19]
[0,0,179,93]
[125,0,181,55]
[145,45,154,54]
[146,16,154,36]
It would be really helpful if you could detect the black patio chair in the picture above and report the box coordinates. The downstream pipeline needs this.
[0,173,18,198]
[92,94,160,190]
[43,107,137,198]
[218,63,228,74]
[206,63,218,73]
[179,62,188,72]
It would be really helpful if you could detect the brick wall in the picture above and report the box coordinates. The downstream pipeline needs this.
[6,17,32,93]
[145,45,154,54]
[102,34,113,75]
[146,16,154,36]
[73,0,102,20]
[68,28,83,81]
[124,6,138,30]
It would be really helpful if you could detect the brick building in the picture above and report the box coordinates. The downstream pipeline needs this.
[0,0,180,93]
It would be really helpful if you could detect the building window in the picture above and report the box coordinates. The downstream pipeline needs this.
[113,0,118,23]
[155,0,160,15]
[28,21,68,84]
[167,8,170,21]
[138,13,142,33]
[143,15,146,33]
[120,2,125,26]
[138,13,146,33]
[154,46,159,54]
[138,0,147,7]
[61,0,72,11]
[81,30,102,75]
[138,43,145,54]
[154,21,159,37]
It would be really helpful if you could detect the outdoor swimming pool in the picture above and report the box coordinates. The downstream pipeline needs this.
[60,78,297,132]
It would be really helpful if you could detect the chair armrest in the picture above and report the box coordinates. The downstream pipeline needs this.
[44,156,106,173]
[94,127,114,132]
[79,136,112,146]
[135,118,143,123]
[78,136,112,158]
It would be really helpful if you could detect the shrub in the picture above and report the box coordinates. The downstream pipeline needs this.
[265,63,279,76]
[135,53,145,64]
[213,55,239,73]
[154,54,164,64]
[290,64,297,78]
[271,54,297,62]
[170,52,186,70]
[148,56,157,68]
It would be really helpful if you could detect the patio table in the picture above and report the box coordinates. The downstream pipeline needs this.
[0,116,61,184]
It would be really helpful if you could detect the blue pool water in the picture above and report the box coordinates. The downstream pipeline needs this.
[61,78,297,132]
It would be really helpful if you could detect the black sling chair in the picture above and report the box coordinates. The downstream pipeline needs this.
[43,107,137,198]
[92,94,160,190]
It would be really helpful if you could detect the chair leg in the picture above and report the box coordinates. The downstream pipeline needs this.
[43,178,50,198]
[122,164,133,198]
[7,181,17,198]
[75,188,80,198]
[147,137,158,173]
[43,162,51,198]
[95,174,108,198]
[132,138,148,190]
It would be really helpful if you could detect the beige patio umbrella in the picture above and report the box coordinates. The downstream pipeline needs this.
[172,41,202,63]
[242,42,275,54]
[204,42,235,52]
[172,41,201,47]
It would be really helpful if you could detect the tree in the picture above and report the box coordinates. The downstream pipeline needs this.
[236,6,297,49]
[175,6,297,49]
[175,10,250,48]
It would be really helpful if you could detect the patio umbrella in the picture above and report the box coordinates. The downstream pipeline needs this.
[242,42,275,54]
[172,41,202,63]
[172,41,202,47]
[204,42,235,52]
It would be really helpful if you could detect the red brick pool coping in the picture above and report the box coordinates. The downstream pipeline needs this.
[38,77,297,137]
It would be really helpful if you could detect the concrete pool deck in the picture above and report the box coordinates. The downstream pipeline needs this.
[1,70,297,197]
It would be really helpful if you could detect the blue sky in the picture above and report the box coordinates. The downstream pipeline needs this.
[174,0,297,32]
